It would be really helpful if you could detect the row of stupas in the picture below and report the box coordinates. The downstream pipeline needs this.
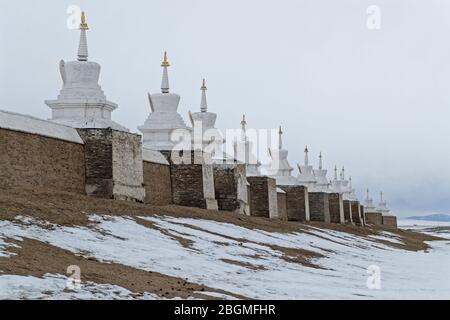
[42,13,395,223]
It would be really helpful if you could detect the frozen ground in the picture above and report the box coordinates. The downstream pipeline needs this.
[1,215,449,300]
[0,274,160,300]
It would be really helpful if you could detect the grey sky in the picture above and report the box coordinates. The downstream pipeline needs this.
[1,0,449,217]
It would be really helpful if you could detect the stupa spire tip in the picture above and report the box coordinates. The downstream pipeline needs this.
[201,78,207,90]
[80,12,89,30]
[161,51,170,67]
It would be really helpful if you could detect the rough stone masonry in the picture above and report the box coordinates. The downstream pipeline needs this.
[77,128,145,202]
[247,176,278,218]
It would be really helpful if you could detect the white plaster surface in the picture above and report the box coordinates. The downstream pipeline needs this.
[0,109,83,144]
[111,131,145,202]
[142,148,170,165]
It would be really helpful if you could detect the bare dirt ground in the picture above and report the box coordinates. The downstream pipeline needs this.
[0,186,442,299]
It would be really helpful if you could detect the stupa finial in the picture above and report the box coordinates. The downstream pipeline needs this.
[240,115,247,141]
[161,52,170,93]
[366,188,370,200]
[341,166,345,180]
[334,165,338,180]
[278,126,283,150]
[200,78,208,112]
[241,114,247,127]
[380,191,384,203]
[304,146,309,166]
[80,12,89,30]
[161,51,170,67]
[77,12,89,61]
[319,152,323,170]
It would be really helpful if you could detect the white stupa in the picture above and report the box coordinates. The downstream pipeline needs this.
[45,12,128,132]
[377,191,393,216]
[189,79,224,152]
[330,165,342,193]
[233,115,261,176]
[364,188,377,212]
[138,52,189,150]
[347,177,358,201]
[313,152,330,192]
[339,167,353,200]
[297,146,317,189]
[267,127,298,185]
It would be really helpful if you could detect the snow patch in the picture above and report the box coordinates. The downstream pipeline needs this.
[1,215,449,299]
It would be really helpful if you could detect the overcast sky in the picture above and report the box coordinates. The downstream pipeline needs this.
[1,0,449,217]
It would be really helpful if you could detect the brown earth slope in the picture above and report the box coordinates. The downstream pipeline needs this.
[0,186,442,299]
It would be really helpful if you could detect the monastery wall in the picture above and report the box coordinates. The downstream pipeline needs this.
[0,111,86,194]
[351,201,363,226]
[267,178,278,219]
[277,191,288,221]
[161,150,217,209]
[360,205,365,225]
[77,129,145,202]
[343,200,353,224]
[279,185,309,221]
[77,129,114,198]
[328,193,344,223]
[0,127,86,194]
[309,192,331,223]
[382,216,398,229]
[365,212,383,226]
[143,149,172,205]
[143,161,172,205]
[213,163,248,214]
[247,176,278,218]
[111,130,145,202]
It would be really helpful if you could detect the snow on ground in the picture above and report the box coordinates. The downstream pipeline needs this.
[399,219,450,240]
[398,219,450,229]
[1,215,449,299]
[368,232,404,245]
[0,274,160,300]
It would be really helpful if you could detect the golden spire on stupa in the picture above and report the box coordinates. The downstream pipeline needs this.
[201,78,207,91]
[80,12,89,30]
[161,51,170,67]
[240,114,247,127]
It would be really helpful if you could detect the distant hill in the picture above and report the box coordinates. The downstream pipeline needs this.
[405,214,450,222]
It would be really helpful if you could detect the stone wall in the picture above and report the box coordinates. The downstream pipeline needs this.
[213,163,248,214]
[0,128,85,194]
[343,200,353,224]
[247,176,278,218]
[279,185,309,221]
[351,201,363,226]
[328,193,344,224]
[277,191,288,221]
[143,161,172,205]
[360,205,365,225]
[382,216,398,229]
[77,129,145,202]
[77,129,113,197]
[267,178,278,219]
[309,192,331,223]
[365,211,383,226]
[161,150,218,210]
[111,130,145,202]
